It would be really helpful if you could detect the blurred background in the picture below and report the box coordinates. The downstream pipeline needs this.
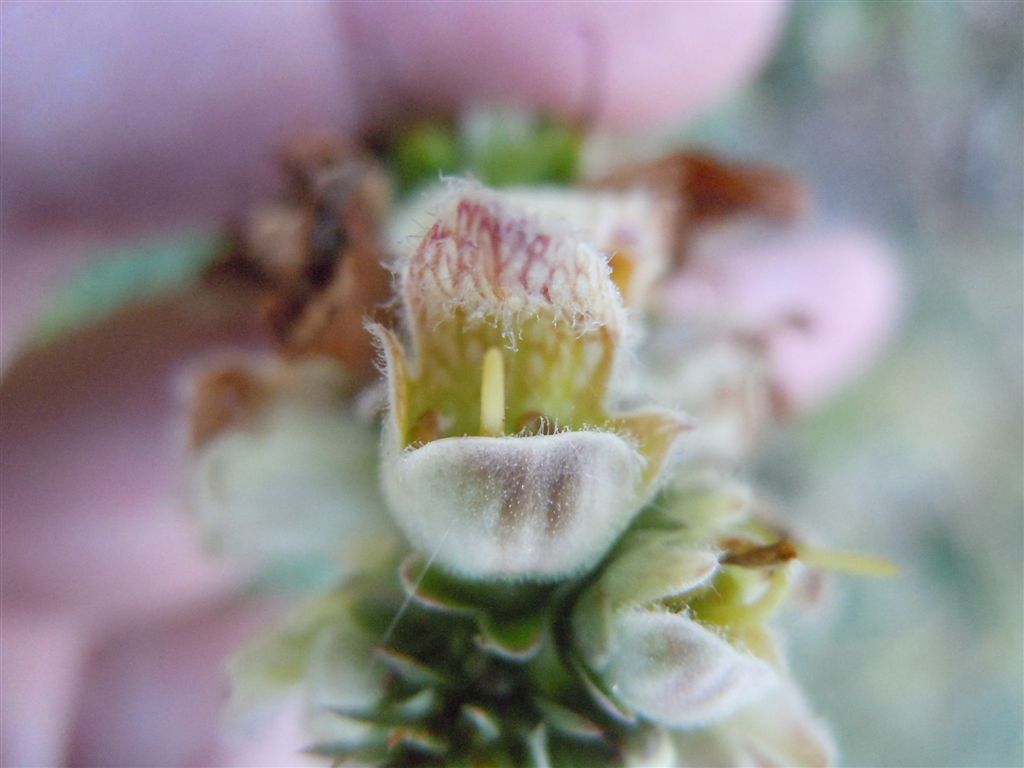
[3,2,1022,767]
[704,2,1023,766]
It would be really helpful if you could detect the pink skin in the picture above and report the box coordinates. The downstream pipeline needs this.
[0,2,893,765]
[1,1,786,363]
[664,229,902,413]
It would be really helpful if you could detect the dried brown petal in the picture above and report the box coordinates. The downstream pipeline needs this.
[278,242,394,379]
[277,134,359,202]
[719,538,799,568]
[211,136,396,381]
[591,151,808,265]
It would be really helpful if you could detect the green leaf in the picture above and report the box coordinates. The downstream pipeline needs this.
[392,122,462,193]
[32,232,224,344]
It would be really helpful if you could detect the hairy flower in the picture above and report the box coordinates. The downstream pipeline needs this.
[391,184,675,308]
[187,358,397,572]
[373,185,689,580]
[571,482,830,746]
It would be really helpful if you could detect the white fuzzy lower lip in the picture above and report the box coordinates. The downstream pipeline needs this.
[382,428,649,581]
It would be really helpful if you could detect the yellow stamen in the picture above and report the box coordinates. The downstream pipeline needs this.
[480,347,506,436]
[796,545,899,578]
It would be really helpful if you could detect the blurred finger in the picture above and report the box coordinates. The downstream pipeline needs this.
[0,612,89,767]
[2,2,786,349]
[0,288,262,631]
[68,598,284,767]
[3,1,785,235]
[346,2,787,130]
[663,229,902,412]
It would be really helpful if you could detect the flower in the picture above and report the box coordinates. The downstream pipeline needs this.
[372,184,690,580]
[571,480,832,753]
[187,357,398,574]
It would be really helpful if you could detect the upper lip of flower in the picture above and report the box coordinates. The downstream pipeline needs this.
[570,521,802,729]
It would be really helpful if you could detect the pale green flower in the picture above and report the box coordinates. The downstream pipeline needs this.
[187,358,398,573]
[184,166,860,768]
[373,184,689,580]
[572,536,779,729]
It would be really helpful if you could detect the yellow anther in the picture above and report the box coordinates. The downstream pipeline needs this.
[480,347,506,436]
[608,250,637,303]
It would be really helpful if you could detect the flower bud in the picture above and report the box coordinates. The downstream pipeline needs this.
[572,530,797,729]
[187,359,396,571]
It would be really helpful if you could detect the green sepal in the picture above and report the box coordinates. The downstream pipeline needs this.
[598,535,719,609]
[387,725,449,757]
[302,738,389,765]
[401,554,552,616]
[401,554,549,661]
[569,654,637,726]
[524,723,552,768]
[535,698,605,742]
[459,704,503,744]
[326,688,439,726]
[476,612,546,661]
[372,647,451,688]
